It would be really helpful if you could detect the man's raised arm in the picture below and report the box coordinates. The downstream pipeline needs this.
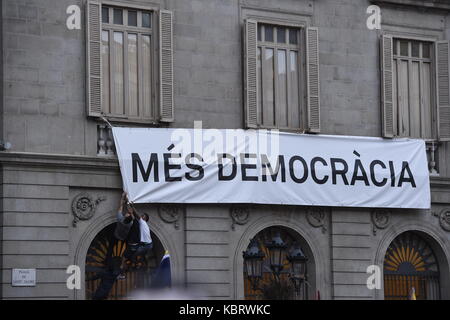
[118,192,127,215]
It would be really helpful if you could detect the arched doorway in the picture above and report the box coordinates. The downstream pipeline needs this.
[242,226,315,300]
[384,231,440,300]
[85,222,166,300]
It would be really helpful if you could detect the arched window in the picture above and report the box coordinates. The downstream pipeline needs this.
[243,226,315,300]
[85,223,166,300]
[384,231,440,300]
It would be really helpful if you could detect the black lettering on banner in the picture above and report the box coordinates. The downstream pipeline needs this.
[132,153,159,182]
[241,153,258,181]
[163,153,182,182]
[218,153,237,181]
[131,150,417,190]
[330,158,349,185]
[350,159,370,186]
[289,156,308,183]
[398,161,416,187]
[370,160,388,187]
[389,161,396,187]
[310,157,328,184]
[261,154,286,182]
[185,153,204,181]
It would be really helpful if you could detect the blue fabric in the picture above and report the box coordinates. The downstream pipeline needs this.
[152,254,171,288]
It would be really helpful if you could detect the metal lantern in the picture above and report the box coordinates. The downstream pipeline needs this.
[243,238,265,290]
[287,242,308,296]
[265,231,287,276]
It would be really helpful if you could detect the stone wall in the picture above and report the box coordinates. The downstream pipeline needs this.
[1,0,450,300]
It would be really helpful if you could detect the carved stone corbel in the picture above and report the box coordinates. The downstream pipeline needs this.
[230,206,250,231]
[371,209,391,235]
[72,193,106,227]
[158,205,182,229]
[306,207,327,233]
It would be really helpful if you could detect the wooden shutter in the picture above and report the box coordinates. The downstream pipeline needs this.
[159,10,174,122]
[436,40,450,141]
[381,35,394,138]
[306,27,320,133]
[244,19,258,128]
[86,0,102,117]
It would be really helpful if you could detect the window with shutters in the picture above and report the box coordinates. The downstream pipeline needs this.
[244,20,320,132]
[86,1,174,124]
[256,24,303,129]
[381,35,450,141]
[101,6,155,121]
[392,39,435,139]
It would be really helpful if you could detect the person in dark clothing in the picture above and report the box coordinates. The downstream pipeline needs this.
[87,257,122,300]
[123,213,141,263]
[114,192,133,241]
[116,193,141,272]
[117,193,154,277]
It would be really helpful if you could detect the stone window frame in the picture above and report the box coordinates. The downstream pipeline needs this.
[86,0,174,125]
[241,6,320,133]
[255,23,304,130]
[380,21,447,140]
[100,4,157,123]
[389,33,438,141]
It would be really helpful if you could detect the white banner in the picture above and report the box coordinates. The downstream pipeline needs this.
[112,127,430,209]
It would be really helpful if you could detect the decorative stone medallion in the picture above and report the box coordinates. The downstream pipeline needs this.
[438,208,450,232]
[371,209,391,235]
[158,205,182,229]
[72,193,106,227]
[230,206,250,231]
[306,207,327,233]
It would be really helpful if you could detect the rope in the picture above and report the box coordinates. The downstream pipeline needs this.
[100,115,114,128]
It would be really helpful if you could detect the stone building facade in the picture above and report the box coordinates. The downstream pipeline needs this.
[0,0,450,300]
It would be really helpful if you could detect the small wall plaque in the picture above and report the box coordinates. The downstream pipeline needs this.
[12,269,36,287]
